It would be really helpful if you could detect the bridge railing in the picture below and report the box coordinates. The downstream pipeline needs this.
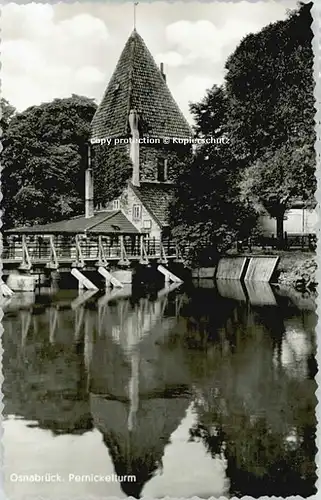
[161,239,180,257]
[237,233,316,252]
[1,235,182,264]
[2,244,23,260]
[144,238,161,257]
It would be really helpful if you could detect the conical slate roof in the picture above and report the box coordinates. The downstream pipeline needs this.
[90,30,192,140]
[90,395,190,497]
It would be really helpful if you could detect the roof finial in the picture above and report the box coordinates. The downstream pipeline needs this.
[133,1,138,30]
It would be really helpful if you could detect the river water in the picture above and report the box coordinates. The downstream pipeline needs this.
[2,280,317,499]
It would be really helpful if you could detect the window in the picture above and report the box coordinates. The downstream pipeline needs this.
[112,199,120,210]
[157,158,168,182]
[143,219,152,232]
[133,204,142,221]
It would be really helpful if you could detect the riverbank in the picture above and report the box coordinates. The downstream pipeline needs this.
[226,249,317,289]
[274,251,317,290]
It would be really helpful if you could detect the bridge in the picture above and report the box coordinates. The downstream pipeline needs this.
[2,233,183,270]
[2,210,185,292]
[2,209,184,265]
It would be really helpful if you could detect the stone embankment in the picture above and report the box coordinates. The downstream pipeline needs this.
[276,252,317,291]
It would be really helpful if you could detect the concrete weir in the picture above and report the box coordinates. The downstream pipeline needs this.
[244,256,279,283]
[216,257,248,280]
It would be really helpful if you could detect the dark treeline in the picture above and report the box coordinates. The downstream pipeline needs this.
[170,1,315,264]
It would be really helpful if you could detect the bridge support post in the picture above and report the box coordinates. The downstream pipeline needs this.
[158,242,168,265]
[118,236,130,267]
[20,235,32,270]
[20,309,32,348]
[157,265,183,284]
[139,236,149,265]
[46,235,59,270]
[49,306,59,344]
[50,270,60,291]
[114,235,132,283]
[0,280,14,297]
[71,268,99,291]
[98,266,123,289]
[73,235,85,268]
[97,235,108,267]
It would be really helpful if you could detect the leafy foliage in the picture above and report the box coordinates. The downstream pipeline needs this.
[170,2,315,257]
[1,98,16,132]
[2,95,97,228]
[225,3,314,160]
[189,85,229,140]
[170,86,257,265]
[240,139,316,221]
[226,2,315,236]
[170,156,257,265]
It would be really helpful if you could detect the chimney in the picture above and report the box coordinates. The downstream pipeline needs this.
[129,109,140,187]
[160,62,166,82]
[85,144,94,218]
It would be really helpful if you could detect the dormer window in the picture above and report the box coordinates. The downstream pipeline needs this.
[133,204,142,221]
[157,158,168,182]
[112,199,120,210]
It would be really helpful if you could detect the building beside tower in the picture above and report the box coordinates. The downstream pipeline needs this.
[89,29,193,239]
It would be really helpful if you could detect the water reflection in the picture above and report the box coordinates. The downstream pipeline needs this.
[3,281,317,498]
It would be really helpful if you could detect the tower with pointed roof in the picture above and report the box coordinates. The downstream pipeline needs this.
[90,29,192,239]
[89,294,191,497]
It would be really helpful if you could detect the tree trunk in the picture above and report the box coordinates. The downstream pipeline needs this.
[276,210,286,249]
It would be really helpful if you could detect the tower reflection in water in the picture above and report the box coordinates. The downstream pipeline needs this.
[2,281,317,498]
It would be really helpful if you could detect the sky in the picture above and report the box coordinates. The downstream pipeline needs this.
[2,1,299,122]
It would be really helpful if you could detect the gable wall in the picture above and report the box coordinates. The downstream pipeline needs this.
[112,185,162,239]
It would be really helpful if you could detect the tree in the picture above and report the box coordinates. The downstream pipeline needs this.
[239,140,316,240]
[1,95,97,228]
[170,147,257,265]
[170,86,257,265]
[1,98,16,132]
[225,2,315,240]
[190,85,229,139]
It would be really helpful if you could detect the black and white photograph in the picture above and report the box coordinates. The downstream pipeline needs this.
[0,1,318,499]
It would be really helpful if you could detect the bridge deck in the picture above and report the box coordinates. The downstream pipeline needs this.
[2,235,183,269]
